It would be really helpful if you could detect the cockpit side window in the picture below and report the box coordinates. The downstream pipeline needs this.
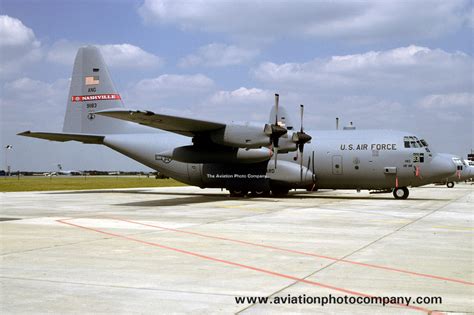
[404,136,410,148]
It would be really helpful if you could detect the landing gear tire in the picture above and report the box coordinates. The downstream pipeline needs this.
[272,188,289,197]
[250,190,270,197]
[229,190,248,197]
[446,182,455,188]
[393,187,409,199]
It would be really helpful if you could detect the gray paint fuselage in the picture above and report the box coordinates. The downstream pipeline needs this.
[102,129,455,191]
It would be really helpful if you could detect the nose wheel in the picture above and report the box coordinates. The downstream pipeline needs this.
[393,187,409,199]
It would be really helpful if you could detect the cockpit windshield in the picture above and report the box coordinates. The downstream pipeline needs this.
[404,136,430,152]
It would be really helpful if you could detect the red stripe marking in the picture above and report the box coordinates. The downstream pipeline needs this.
[104,216,473,286]
[71,94,121,102]
[56,218,436,313]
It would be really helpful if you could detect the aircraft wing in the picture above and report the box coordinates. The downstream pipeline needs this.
[96,109,225,137]
[18,131,104,144]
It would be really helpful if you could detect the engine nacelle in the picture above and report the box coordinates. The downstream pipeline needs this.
[157,145,273,164]
[210,122,270,148]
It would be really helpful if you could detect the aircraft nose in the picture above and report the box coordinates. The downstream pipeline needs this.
[430,154,456,179]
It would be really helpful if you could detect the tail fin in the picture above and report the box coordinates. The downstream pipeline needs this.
[63,46,128,134]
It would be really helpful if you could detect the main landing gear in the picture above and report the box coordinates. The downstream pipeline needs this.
[446,182,455,188]
[392,187,409,199]
[228,189,287,198]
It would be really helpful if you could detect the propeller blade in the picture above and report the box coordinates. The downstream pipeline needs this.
[300,104,304,133]
[300,145,304,182]
[274,93,279,125]
[274,146,278,169]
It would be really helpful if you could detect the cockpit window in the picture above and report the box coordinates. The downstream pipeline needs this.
[404,136,410,148]
[404,136,429,149]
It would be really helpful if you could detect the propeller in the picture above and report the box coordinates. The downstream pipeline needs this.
[264,94,287,168]
[291,105,312,181]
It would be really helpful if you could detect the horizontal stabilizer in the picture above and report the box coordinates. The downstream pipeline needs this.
[18,131,104,144]
[96,109,225,137]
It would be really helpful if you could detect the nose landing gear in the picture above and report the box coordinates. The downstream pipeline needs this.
[393,187,409,199]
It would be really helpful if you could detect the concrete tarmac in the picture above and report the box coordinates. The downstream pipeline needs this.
[1,184,473,314]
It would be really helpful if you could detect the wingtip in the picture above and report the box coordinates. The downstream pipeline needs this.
[17,131,31,136]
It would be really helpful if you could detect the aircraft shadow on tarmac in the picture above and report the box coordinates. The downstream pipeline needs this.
[46,190,447,205]
[117,195,232,207]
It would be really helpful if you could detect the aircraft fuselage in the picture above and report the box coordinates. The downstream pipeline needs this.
[102,129,455,193]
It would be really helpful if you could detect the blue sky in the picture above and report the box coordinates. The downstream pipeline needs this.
[1,0,473,171]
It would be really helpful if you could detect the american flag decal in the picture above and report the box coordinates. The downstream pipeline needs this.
[85,76,99,85]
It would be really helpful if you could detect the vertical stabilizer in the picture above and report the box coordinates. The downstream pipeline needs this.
[63,46,127,134]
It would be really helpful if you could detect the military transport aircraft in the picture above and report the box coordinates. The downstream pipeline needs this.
[438,154,473,188]
[19,46,457,199]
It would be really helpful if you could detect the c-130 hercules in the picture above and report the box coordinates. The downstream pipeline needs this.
[19,46,457,199]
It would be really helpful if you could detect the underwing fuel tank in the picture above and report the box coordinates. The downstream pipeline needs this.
[157,145,273,164]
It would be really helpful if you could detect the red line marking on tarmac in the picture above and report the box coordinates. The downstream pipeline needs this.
[104,216,473,286]
[56,218,436,314]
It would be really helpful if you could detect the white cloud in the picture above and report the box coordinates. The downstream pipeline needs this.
[209,87,271,104]
[253,45,472,94]
[47,41,163,68]
[2,78,70,131]
[199,87,274,122]
[0,15,42,74]
[124,74,214,107]
[0,15,37,47]
[99,44,163,68]
[417,93,474,109]
[179,43,259,67]
[138,0,470,42]
[46,40,81,65]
